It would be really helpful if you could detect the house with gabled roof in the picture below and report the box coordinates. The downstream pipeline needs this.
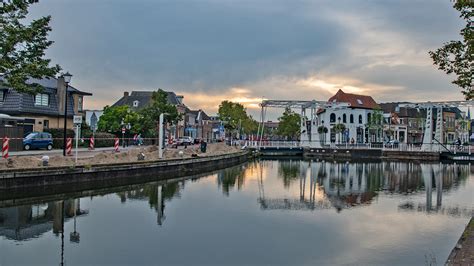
[317,89,381,144]
[0,76,92,134]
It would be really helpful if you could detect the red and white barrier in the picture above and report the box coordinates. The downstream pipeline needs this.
[114,137,120,152]
[2,136,9,159]
[66,138,72,156]
[89,136,95,150]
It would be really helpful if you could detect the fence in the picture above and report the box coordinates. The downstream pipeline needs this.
[0,126,24,151]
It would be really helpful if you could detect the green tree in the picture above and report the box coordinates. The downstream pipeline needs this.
[139,89,180,137]
[333,123,346,143]
[317,125,328,144]
[97,105,139,135]
[0,0,61,94]
[277,107,301,140]
[429,1,473,99]
[218,101,257,136]
[367,109,384,142]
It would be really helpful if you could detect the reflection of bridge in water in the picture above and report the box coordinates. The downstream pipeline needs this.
[257,160,472,217]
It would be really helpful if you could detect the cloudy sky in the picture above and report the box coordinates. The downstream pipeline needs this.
[29,0,465,118]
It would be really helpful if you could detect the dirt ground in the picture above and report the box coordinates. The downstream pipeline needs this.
[0,143,242,170]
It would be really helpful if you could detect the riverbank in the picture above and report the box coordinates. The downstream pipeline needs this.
[0,143,241,169]
[446,217,474,265]
[0,146,248,190]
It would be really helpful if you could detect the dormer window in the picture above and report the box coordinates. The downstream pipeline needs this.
[357,99,363,105]
[133,100,139,107]
[35,93,49,106]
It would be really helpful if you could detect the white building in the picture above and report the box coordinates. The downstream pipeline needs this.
[317,90,380,144]
[84,110,103,131]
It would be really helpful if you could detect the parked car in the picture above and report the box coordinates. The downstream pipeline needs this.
[23,132,53,150]
[177,136,194,146]
[385,139,399,148]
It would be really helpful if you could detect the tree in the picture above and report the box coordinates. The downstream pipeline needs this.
[277,107,301,140]
[139,89,180,137]
[97,105,139,135]
[333,123,346,143]
[429,1,473,99]
[367,109,384,142]
[317,125,328,144]
[0,0,61,94]
[218,101,257,137]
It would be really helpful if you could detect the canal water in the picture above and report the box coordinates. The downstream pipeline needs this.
[0,160,473,265]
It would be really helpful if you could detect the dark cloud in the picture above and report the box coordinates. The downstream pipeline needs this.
[28,0,465,108]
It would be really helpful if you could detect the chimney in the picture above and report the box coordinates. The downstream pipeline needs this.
[124,91,129,97]
[57,76,67,114]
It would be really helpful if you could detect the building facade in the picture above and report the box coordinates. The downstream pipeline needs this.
[317,90,380,144]
[0,76,92,134]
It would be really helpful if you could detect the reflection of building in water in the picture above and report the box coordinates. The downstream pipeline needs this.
[0,199,87,241]
[259,161,471,215]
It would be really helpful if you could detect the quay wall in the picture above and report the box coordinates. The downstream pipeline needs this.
[0,151,249,191]
[303,148,439,161]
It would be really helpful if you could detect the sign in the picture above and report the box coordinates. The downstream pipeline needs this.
[73,115,82,124]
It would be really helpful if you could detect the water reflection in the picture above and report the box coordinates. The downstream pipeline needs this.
[257,160,472,217]
[0,199,87,241]
[0,160,472,265]
[116,182,183,225]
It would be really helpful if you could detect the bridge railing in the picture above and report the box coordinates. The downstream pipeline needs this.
[244,140,301,148]
[242,140,473,153]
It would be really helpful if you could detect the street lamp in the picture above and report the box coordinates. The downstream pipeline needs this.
[62,72,72,156]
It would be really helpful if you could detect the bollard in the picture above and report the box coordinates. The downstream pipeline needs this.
[2,136,9,159]
[42,155,49,166]
[89,136,95,150]
[114,137,120,152]
[66,138,73,156]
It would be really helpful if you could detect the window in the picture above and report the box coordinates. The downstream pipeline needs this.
[35,93,49,106]
[367,113,372,123]
[359,114,363,124]
[78,96,83,112]
[133,100,139,107]
[0,90,4,102]
[350,114,354,123]
[43,120,49,129]
[330,113,336,123]
[343,114,347,123]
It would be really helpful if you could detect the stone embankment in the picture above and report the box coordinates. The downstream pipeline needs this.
[0,143,248,190]
[0,143,240,169]
[304,148,440,161]
[446,218,474,265]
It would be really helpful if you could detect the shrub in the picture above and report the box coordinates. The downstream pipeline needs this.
[45,128,75,149]
[82,132,116,147]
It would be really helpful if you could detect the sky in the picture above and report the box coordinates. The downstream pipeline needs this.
[29,0,466,119]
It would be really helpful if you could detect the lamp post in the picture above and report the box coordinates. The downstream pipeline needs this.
[62,72,72,156]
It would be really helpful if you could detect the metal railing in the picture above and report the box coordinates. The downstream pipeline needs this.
[238,139,474,154]
[244,140,301,148]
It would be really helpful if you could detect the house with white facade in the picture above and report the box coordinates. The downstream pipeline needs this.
[317,90,380,144]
